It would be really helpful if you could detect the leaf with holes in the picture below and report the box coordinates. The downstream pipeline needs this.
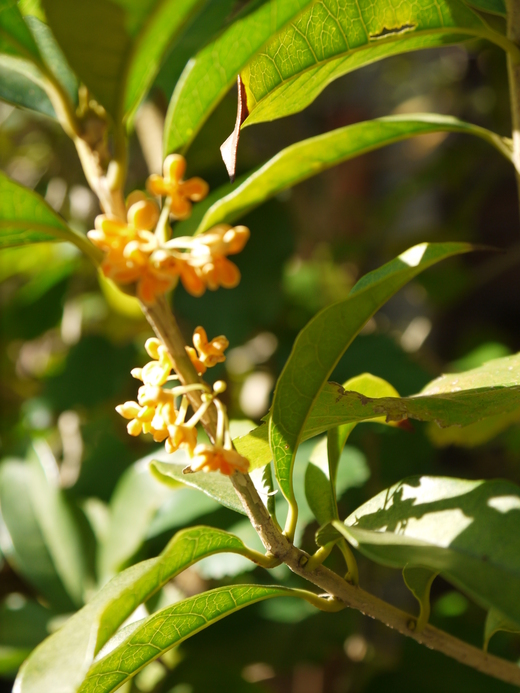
[241,0,508,127]
[15,526,258,693]
[270,242,473,516]
[334,475,520,627]
[197,114,512,233]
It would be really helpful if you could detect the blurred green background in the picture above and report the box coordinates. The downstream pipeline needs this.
[2,25,520,693]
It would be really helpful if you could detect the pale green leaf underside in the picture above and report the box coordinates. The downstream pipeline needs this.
[151,458,246,515]
[15,526,254,693]
[337,475,520,627]
[79,585,313,693]
[41,0,203,121]
[270,242,473,505]
[197,114,512,233]
[242,0,501,126]
[163,0,311,154]
[0,171,100,259]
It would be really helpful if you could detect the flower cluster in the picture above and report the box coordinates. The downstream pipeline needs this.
[87,155,250,305]
[116,335,249,475]
[147,154,209,220]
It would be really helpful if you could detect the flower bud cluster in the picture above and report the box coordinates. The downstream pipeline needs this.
[87,155,250,304]
[116,335,249,475]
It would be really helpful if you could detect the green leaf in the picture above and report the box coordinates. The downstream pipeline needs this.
[0,458,75,612]
[305,374,399,527]
[41,0,206,122]
[335,475,520,627]
[154,0,237,99]
[0,55,54,115]
[427,409,520,448]
[484,608,520,650]
[270,242,472,517]
[25,442,90,608]
[151,455,245,515]
[402,565,438,632]
[79,585,320,693]
[197,114,512,233]
[464,0,506,16]
[241,0,506,127]
[163,0,312,155]
[0,0,41,61]
[304,353,520,437]
[15,526,257,693]
[98,459,172,581]
[0,171,101,260]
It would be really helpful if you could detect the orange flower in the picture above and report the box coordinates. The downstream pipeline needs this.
[165,424,198,455]
[132,338,175,387]
[166,224,250,296]
[189,444,250,475]
[147,154,209,219]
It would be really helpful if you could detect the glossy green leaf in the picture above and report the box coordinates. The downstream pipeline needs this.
[304,354,520,437]
[464,0,506,16]
[150,456,245,515]
[0,459,75,612]
[305,374,399,527]
[484,609,520,650]
[241,0,506,127]
[163,0,311,154]
[335,475,520,627]
[0,171,100,260]
[98,460,172,581]
[270,242,472,512]
[197,114,512,233]
[41,0,206,122]
[154,0,237,99]
[402,565,438,632]
[15,526,257,693]
[79,585,321,693]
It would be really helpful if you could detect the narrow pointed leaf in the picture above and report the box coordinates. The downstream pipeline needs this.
[484,608,520,650]
[0,172,101,260]
[335,475,520,627]
[79,585,318,693]
[163,0,311,155]
[270,242,472,507]
[15,526,258,693]
[402,565,438,632]
[241,0,505,127]
[41,0,206,122]
[197,114,512,233]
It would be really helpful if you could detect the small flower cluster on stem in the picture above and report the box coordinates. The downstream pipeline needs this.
[116,333,249,475]
[87,154,249,305]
